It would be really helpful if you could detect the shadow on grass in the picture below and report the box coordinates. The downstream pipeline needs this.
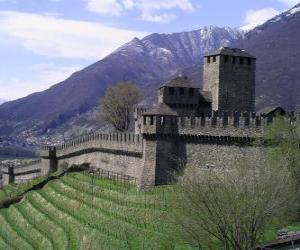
[0,165,89,209]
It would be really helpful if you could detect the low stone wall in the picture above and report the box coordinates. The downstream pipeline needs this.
[57,151,143,180]
[39,133,144,183]
[2,160,42,186]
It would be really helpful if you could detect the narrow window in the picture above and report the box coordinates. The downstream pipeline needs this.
[213,56,216,62]
[169,87,174,95]
[207,57,211,64]
[161,116,165,126]
[143,116,146,125]
[240,57,244,64]
[189,88,194,96]
[247,58,251,65]
[232,56,236,64]
[224,55,229,63]
[150,116,154,125]
[180,88,184,95]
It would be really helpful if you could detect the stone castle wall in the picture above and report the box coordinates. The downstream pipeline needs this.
[177,114,266,137]
[203,54,256,112]
[3,114,296,190]
[203,55,220,111]
[2,160,42,186]
[40,133,143,181]
[219,57,256,112]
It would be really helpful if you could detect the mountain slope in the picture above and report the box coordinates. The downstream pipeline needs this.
[235,4,300,110]
[182,4,300,111]
[0,26,242,136]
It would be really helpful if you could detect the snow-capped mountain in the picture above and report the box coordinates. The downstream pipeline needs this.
[1,1,300,139]
[114,26,243,68]
[236,3,300,110]
[0,99,6,105]
[0,26,243,136]
[181,3,300,111]
[257,3,300,29]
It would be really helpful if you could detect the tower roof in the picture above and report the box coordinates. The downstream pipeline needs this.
[160,76,198,89]
[205,47,256,58]
[143,103,178,116]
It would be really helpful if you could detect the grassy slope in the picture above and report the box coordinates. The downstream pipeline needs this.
[0,172,299,249]
[0,172,191,250]
[0,176,47,201]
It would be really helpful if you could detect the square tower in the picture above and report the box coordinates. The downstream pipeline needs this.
[203,47,256,112]
[157,76,200,116]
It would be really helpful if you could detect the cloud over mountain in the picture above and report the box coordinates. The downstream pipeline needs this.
[85,0,195,23]
[0,11,147,60]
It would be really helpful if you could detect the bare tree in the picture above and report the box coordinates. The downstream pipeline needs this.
[101,82,140,132]
[170,159,298,249]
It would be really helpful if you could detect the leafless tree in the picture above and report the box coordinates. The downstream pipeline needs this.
[100,82,140,132]
[170,158,299,249]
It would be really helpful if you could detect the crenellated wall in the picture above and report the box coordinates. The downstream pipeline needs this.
[3,113,297,190]
[177,114,267,137]
[39,133,144,183]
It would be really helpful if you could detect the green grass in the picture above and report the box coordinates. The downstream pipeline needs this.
[0,172,185,249]
[263,221,300,243]
[0,176,46,201]
[0,172,298,249]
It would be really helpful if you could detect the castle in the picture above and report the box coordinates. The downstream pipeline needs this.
[135,47,256,133]
[1,47,288,190]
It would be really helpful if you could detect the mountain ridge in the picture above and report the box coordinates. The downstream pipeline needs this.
[0,25,243,137]
[1,4,300,142]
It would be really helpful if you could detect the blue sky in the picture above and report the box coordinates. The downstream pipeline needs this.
[0,0,299,101]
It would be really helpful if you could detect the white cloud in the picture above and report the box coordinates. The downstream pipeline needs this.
[241,8,280,31]
[85,0,123,16]
[140,12,176,23]
[0,11,148,60]
[85,0,195,23]
[0,64,82,101]
[278,0,300,7]
[126,0,195,23]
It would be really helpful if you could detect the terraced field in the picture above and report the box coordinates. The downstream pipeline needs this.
[0,172,187,250]
[0,176,47,201]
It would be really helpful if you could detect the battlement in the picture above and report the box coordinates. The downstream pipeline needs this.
[141,112,298,137]
[40,132,143,159]
[177,113,265,137]
[134,107,147,118]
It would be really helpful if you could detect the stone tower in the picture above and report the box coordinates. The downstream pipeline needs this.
[203,47,256,112]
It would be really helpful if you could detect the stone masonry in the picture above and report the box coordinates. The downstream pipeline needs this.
[1,47,294,191]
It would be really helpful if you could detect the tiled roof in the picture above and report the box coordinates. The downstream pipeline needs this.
[160,76,198,88]
[205,47,255,58]
[258,105,285,115]
[143,103,178,116]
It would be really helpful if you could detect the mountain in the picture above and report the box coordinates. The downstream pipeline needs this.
[182,4,300,111]
[235,4,300,110]
[0,26,243,137]
[0,99,6,105]
[1,3,300,141]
